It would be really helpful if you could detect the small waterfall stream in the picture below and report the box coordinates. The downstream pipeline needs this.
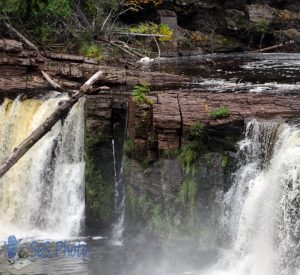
[0,94,85,240]
[111,139,125,245]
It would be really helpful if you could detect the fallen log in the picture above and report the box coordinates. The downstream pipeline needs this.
[41,70,62,90]
[0,71,103,178]
[252,40,294,53]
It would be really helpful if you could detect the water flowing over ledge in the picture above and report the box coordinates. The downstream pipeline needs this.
[200,119,300,275]
[0,94,85,241]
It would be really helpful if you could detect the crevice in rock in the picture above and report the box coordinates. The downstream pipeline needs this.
[177,93,183,149]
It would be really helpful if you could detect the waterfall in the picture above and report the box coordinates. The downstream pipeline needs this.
[202,119,300,275]
[0,94,85,241]
[111,139,125,246]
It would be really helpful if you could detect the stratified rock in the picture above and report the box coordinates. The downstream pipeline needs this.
[128,91,300,154]
[0,39,188,92]
[0,39,23,52]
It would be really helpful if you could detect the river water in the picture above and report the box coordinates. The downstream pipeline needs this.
[0,53,300,274]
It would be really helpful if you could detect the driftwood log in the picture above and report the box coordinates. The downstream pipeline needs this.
[0,71,103,178]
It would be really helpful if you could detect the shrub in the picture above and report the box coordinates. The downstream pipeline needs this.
[210,106,230,119]
[79,43,103,59]
[132,82,153,105]
[125,0,162,11]
[254,19,270,34]
[130,22,173,42]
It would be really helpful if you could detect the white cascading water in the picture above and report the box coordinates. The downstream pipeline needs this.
[111,139,125,246]
[201,119,300,275]
[0,94,85,241]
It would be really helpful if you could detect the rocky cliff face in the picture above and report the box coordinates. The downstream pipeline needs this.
[85,90,300,236]
[158,0,300,53]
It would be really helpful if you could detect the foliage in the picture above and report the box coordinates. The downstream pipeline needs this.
[132,82,153,105]
[130,22,173,42]
[178,178,198,212]
[204,152,215,165]
[162,148,180,159]
[126,186,165,233]
[180,141,202,173]
[86,133,106,155]
[124,138,136,158]
[0,0,20,15]
[79,43,103,59]
[0,0,72,18]
[254,19,270,34]
[210,106,231,119]
[85,135,113,223]
[221,155,229,168]
[124,0,162,11]
[189,123,205,139]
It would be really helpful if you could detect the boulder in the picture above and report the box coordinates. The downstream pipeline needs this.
[247,4,275,23]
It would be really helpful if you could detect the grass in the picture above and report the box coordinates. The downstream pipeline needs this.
[210,106,230,119]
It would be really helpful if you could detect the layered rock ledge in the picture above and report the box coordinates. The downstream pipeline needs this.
[0,39,187,94]
[126,91,300,155]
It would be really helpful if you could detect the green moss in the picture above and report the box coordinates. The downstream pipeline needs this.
[85,155,113,222]
[124,138,135,158]
[189,123,205,139]
[85,133,112,223]
[86,133,106,155]
[126,186,165,233]
[205,152,215,165]
[178,178,198,210]
[162,148,180,159]
[180,141,205,173]
[124,138,151,169]
[221,155,229,168]
[210,106,230,119]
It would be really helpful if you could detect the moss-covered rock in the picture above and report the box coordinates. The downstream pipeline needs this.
[85,133,114,227]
